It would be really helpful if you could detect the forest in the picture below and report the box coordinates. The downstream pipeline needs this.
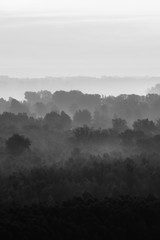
[1,89,160,239]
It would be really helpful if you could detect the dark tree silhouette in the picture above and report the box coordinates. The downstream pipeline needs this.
[112,118,128,133]
[133,119,156,135]
[44,111,72,130]
[6,134,31,155]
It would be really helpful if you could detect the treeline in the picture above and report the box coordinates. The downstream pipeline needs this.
[1,112,160,163]
[2,90,160,128]
[1,103,160,133]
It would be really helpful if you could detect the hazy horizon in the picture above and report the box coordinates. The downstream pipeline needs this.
[1,13,160,78]
[1,0,160,99]
[0,75,159,100]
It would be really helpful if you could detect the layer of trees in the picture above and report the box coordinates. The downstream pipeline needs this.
[2,91,160,128]
[1,112,160,160]
[1,114,160,201]
[1,90,160,238]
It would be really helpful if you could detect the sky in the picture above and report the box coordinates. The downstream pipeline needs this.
[0,0,160,15]
[0,0,160,97]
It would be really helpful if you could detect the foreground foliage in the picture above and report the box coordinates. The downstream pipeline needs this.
[0,196,160,240]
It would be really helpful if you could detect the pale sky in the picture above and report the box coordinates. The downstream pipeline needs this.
[0,0,160,87]
[0,0,160,15]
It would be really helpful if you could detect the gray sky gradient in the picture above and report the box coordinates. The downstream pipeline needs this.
[0,4,160,98]
[0,14,160,77]
[0,0,160,15]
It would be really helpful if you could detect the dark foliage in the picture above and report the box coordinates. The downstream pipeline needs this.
[2,90,160,239]
[6,134,31,155]
[0,196,160,240]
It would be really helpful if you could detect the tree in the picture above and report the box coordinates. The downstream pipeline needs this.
[73,109,92,127]
[34,102,48,117]
[73,125,92,141]
[112,118,128,133]
[24,92,41,104]
[44,111,71,130]
[72,94,101,113]
[6,134,31,155]
[38,90,52,104]
[93,105,111,129]
[44,111,60,127]
[9,98,29,115]
[133,119,155,135]
[60,111,72,130]
[52,90,83,113]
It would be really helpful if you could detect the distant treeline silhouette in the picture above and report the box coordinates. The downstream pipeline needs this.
[1,90,160,128]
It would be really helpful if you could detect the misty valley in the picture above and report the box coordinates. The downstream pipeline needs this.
[2,0,160,237]
[0,88,160,239]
